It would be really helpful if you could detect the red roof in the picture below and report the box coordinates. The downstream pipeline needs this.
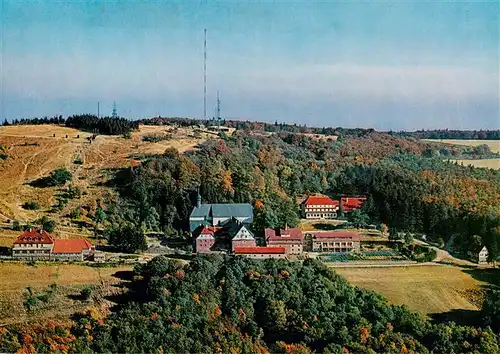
[304,195,339,206]
[52,238,93,254]
[234,246,286,254]
[265,228,303,242]
[311,231,361,241]
[14,229,54,245]
[340,197,366,211]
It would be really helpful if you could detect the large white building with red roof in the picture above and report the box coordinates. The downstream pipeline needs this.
[265,227,304,254]
[309,231,361,253]
[12,228,94,261]
[301,195,340,219]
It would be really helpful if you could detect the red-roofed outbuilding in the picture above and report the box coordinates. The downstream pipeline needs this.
[340,197,367,213]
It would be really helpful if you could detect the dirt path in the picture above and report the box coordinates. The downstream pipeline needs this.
[415,239,478,267]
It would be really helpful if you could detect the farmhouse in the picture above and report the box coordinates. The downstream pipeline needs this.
[189,193,253,232]
[265,227,304,254]
[301,195,339,219]
[478,246,489,264]
[309,231,361,253]
[234,246,286,259]
[12,228,94,261]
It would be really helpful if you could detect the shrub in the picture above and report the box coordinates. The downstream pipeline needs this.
[31,168,72,187]
[36,216,56,232]
[12,220,21,231]
[0,153,8,160]
[73,157,83,164]
[70,207,81,219]
[80,286,93,300]
[142,133,172,143]
[23,201,40,210]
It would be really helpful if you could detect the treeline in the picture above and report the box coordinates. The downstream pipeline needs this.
[1,114,139,136]
[1,116,65,126]
[139,116,377,138]
[1,256,499,353]
[65,114,139,135]
[392,129,500,140]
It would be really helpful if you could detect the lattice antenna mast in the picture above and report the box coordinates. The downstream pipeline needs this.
[216,90,221,127]
[203,28,207,121]
[112,101,117,118]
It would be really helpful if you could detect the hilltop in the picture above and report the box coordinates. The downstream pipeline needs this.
[0,124,204,244]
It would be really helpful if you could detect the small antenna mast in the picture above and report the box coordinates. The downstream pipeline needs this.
[203,28,207,121]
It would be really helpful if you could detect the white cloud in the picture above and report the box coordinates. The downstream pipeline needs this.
[2,53,497,105]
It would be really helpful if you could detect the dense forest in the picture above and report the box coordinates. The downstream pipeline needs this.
[1,115,138,136]
[107,129,499,259]
[65,114,139,135]
[1,256,499,353]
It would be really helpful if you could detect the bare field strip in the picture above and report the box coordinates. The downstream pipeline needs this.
[0,262,132,325]
[451,159,500,170]
[335,265,487,315]
[423,139,500,153]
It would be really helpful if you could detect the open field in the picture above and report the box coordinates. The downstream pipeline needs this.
[423,139,500,153]
[0,262,132,326]
[451,158,500,170]
[0,124,205,245]
[335,265,489,315]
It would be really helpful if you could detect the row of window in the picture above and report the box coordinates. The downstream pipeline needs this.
[15,243,51,248]
[13,250,50,254]
[307,213,337,218]
[316,242,354,247]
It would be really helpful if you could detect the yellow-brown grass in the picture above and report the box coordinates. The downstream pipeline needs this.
[0,262,131,325]
[423,139,500,153]
[335,265,486,315]
[451,159,500,170]
[0,124,204,223]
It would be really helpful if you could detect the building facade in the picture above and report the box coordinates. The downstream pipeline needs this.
[265,227,304,254]
[234,246,286,259]
[230,224,256,251]
[12,229,54,260]
[310,231,361,253]
[195,227,218,253]
[51,238,93,261]
[12,229,94,261]
[301,195,339,219]
[478,246,489,264]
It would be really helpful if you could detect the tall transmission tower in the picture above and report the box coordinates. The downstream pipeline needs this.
[216,90,221,126]
[203,28,207,121]
[112,101,118,118]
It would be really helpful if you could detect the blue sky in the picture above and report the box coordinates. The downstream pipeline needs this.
[1,1,498,130]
